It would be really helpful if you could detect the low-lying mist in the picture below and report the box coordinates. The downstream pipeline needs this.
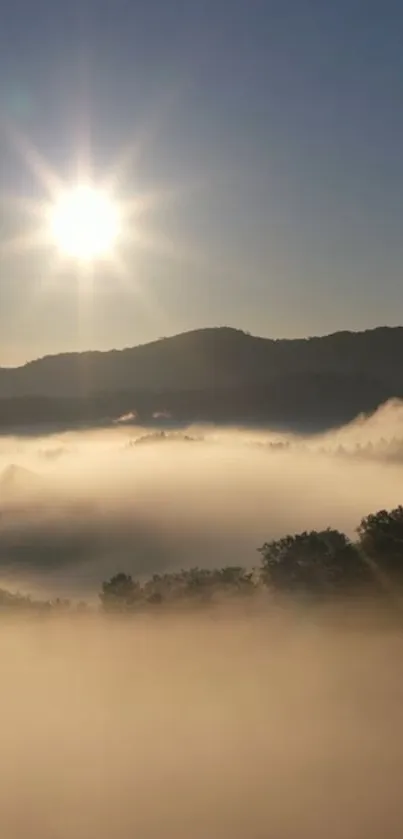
[2,403,403,837]
[2,608,403,838]
[2,399,403,598]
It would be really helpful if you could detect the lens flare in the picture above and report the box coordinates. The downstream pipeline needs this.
[49,185,120,261]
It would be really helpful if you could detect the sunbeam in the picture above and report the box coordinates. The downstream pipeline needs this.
[0,119,221,352]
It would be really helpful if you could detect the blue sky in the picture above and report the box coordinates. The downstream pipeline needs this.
[1,0,403,363]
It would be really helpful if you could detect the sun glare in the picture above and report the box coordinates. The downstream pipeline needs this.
[49,185,120,260]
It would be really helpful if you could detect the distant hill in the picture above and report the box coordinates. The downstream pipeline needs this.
[0,326,402,429]
[0,464,40,493]
[0,465,45,511]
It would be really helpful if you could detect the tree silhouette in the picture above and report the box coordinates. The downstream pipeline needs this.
[258,528,369,596]
[99,566,257,611]
[358,506,403,580]
[91,508,403,613]
[100,573,142,612]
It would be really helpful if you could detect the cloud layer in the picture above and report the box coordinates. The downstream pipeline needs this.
[1,400,403,597]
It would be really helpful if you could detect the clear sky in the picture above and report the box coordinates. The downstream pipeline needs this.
[1,0,403,364]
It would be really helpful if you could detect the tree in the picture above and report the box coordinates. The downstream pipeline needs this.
[142,571,185,604]
[215,566,255,594]
[358,506,403,580]
[99,565,257,612]
[179,566,255,601]
[182,567,216,600]
[100,573,142,612]
[258,528,369,596]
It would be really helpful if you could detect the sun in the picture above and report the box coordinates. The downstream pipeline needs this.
[49,184,121,261]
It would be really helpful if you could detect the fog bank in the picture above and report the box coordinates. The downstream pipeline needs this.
[1,609,403,838]
[1,401,403,597]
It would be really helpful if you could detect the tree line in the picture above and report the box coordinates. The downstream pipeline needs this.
[100,505,403,611]
[2,504,403,613]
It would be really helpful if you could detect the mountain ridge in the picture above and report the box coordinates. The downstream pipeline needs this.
[0,325,402,429]
[3,324,403,371]
[0,326,403,398]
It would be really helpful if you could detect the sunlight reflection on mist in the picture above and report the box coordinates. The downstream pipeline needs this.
[1,400,403,599]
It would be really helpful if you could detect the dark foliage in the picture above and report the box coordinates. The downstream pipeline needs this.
[0,588,72,614]
[258,529,371,596]
[3,504,403,612]
[358,506,403,579]
[100,566,255,611]
[100,573,143,612]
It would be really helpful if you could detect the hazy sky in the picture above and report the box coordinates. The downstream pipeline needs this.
[1,0,403,364]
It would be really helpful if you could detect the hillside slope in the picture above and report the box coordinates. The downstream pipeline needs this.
[1,325,403,399]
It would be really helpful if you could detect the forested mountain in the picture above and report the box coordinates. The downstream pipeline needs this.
[0,326,402,428]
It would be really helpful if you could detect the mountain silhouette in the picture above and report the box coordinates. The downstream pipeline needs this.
[0,326,402,429]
